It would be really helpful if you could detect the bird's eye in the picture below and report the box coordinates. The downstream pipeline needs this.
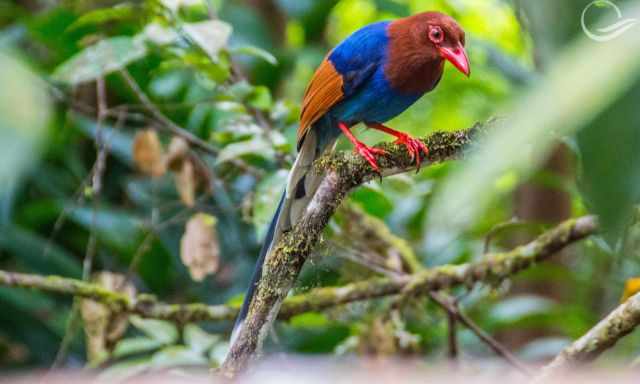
[429,26,444,44]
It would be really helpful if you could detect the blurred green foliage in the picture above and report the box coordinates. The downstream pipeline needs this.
[0,0,639,377]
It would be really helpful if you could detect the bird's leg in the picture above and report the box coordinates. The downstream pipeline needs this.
[338,122,386,173]
[366,122,429,171]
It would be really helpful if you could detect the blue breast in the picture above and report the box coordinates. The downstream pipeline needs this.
[327,21,423,125]
[330,69,422,124]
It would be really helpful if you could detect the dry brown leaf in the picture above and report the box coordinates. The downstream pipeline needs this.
[165,137,212,205]
[166,136,190,172]
[175,159,196,207]
[132,129,166,177]
[180,213,220,281]
[80,272,136,364]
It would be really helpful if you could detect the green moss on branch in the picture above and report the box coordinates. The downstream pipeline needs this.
[0,216,596,326]
[535,289,640,381]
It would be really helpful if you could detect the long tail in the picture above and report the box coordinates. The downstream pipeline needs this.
[233,192,285,329]
[232,125,335,340]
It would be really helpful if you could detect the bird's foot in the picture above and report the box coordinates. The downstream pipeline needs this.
[353,141,387,173]
[394,133,429,171]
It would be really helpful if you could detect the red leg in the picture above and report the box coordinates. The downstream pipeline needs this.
[366,122,429,170]
[338,122,386,173]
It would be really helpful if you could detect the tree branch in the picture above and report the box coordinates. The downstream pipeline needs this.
[0,118,600,375]
[218,119,594,375]
[534,291,640,382]
[0,215,596,325]
[221,124,482,375]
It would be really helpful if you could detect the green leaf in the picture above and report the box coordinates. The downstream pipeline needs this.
[181,51,231,83]
[289,312,329,328]
[280,323,350,354]
[72,114,135,165]
[577,82,640,240]
[183,20,232,62]
[52,36,147,85]
[65,204,144,252]
[0,226,81,278]
[98,357,152,383]
[489,295,555,323]
[148,69,190,100]
[151,346,207,368]
[247,86,273,111]
[230,45,277,65]
[112,337,165,358]
[66,3,137,32]
[143,23,179,46]
[349,185,394,218]
[0,287,68,336]
[216,137,275,165]
[226,80,254,100]
[226,293,245,308]
[161,0,206,13]
[518,337,571,360]
[130,316,179,344]
[184,324,220,353]
[0,53,50,192]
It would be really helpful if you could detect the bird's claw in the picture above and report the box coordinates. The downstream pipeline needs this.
[394,134,429,171]
[353,141,386,174]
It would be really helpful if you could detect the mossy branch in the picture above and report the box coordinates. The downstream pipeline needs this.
[0,215,597,326]
[0,270,238,323]
[221,123,484,375]
[281,216,596,316]
[534,290,640,382]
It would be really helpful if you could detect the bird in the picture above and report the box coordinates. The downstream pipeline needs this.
[232,11,470,340]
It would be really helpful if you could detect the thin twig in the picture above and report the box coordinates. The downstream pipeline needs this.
[484,217,520,254]
[119,69,217,156]
[429,292,533,376]
[446,308,458,361]
[52,78,111,368]
[84,76,109,280]
[330,241,404,278]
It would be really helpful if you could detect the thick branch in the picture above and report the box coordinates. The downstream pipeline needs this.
[221,125,481,375]
[534,291,640,382]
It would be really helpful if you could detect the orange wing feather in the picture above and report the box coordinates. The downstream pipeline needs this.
[298,58,344,147]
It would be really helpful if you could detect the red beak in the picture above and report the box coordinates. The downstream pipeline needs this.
[439,42,470,77]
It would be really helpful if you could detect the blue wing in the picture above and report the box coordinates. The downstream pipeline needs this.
[328,21,389,97]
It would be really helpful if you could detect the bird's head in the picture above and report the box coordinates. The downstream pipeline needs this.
[424,13,470,77]
[389,12,470,78]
